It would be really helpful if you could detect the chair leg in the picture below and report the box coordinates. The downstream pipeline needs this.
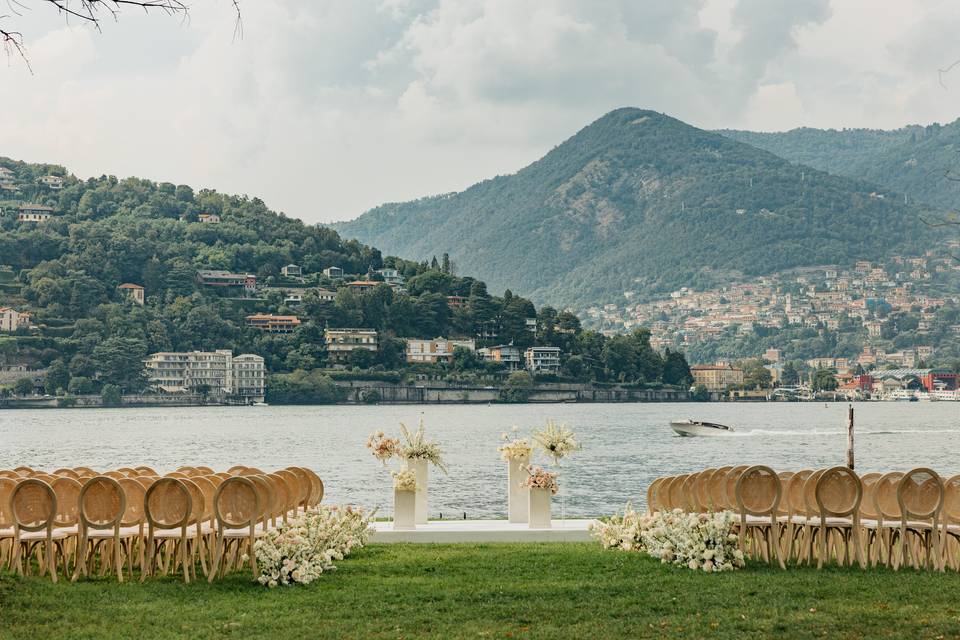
[208,536,223,583]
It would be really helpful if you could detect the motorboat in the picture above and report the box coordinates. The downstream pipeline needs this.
[670,419,735,437]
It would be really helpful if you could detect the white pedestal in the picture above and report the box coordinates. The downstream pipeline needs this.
[507,457,530,523]
[528,487,552,529]
[393,489,416,530]
[406,458,429,524]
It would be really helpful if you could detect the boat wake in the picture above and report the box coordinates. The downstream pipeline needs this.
[730,428,958,438]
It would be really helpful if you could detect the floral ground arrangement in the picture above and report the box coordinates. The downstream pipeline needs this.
[4,544,960,639]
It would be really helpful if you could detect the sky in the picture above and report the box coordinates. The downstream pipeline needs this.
[2,0,960,223]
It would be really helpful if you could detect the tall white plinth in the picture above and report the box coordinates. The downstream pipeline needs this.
[528,487,552,529]
[406,458,429,524]
[393,489,416,530]
[507,457,530,523]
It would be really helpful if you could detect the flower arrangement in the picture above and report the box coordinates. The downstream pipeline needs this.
[251,505,374,587]
[392,468,418,492]
[498,426,533,461]
[398,419,448,474]
[522,466,559,494]
[365,430,401,465]
[532,419,581,465]
[590,505,744,573]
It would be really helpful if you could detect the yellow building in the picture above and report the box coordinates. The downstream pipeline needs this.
[690,364,744,390]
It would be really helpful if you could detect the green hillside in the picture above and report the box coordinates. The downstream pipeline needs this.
[0,157,693,397]
[720,120,960,211]
[336,108,936,309]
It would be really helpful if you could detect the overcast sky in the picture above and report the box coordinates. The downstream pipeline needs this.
[3,0,960,223]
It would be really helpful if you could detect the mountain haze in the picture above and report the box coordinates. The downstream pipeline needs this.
[720,120,960,211]
[336,108,935,308]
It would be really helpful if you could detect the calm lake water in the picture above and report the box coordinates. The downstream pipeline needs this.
[2,402,958,518]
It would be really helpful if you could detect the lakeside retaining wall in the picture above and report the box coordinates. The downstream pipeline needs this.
[334,381,691,404]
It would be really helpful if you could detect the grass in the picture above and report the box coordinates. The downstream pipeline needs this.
[3,543,960,639]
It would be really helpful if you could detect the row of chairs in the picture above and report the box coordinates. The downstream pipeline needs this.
[0,464,323,583]
[648,465,957,571]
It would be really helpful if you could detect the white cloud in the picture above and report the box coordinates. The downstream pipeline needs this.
[0,0,957,223]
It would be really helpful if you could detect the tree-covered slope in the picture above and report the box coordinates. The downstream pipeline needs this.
[720,120,960,210]
[336,108,936,308]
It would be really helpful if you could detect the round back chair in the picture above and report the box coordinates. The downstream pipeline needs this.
[50,477,82,528]
[785,470,813,518]
[736,465,781,516]
[10,479,58,581]
[873,471,905,522]
[303,468,324,507]
[117,478,147,528]
[286,467,312,508]
[13,466,34,476]
[78,476,126,532]
[0,477,17,529]
[144,478,192,530]
[133,466,158,476]
[859,473,881,520]
[0,470,21,479]
[52,468,81,480]
[802,469,827,518]
[897,468,944,522]
[724,466,750,511]
[942,475,960,525]
[815,467,862,518]
[708,466,732,511]
[666,474,688,511]
[680,473,700,512]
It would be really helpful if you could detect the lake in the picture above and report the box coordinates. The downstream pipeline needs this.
[2,402,958,518]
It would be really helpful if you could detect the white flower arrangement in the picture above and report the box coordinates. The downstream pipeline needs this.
[532,419,581,465]
[398,419,448,474]
[498,426,533,461]
[590,505,744,573]
[392,469,418,492]
[251,505,374,587]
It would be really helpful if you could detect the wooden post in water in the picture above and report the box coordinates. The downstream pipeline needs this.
[846,404,855,470]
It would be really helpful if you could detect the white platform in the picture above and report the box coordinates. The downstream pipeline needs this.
[370,519,597,543]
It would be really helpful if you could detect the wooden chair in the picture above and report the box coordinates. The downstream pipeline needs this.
[73,476,127,582]
[0,477,16,570]
[665,474,688,511]
[645,477,665,513]
[50,477,82,576]
[707,467,733,512]
[143,478,194,583]
[0,470,22,479]
[302,468,325,509]
[783,470,813,563]
[694,469,716,512]
[117,478,147,578]
[10,479,69,582]
[52,468,81,480]
[897,468,944,571]
[814,466,864,569]
[735,465,784,568]
[208,476,264,582]
[723,466,750,512]
[133,466,158,476]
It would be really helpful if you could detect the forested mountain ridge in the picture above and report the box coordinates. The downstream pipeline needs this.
[335,108,936,309]
[720,120,960,211]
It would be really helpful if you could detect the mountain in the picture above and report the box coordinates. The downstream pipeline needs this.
[720,120,960,211]
[335,108,936,309]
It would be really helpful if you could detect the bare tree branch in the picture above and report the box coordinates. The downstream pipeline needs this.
[939,58,960,89]
[1,0,241,70]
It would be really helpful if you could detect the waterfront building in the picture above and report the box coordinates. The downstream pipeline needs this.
[478,344,522,370]
[406,337,476,364]
[324,328,378,362]
[690,364,744,390]
[872,368,958,392]
[117,283,145,305]
[246,314,302,333]
[143,350,265,401]
[525,346,561,373]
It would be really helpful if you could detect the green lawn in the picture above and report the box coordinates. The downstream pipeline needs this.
[2,543,960,639]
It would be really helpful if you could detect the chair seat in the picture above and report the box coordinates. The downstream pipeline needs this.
[744,515,777,524]
[220,526,270,539]
[86,526,143,538]
[0,527,13,537]
[18,528,74,541]
[150,527,199,539]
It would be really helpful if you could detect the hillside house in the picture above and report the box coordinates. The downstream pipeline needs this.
[38,175,63,189]
[117,283,145,305]
[198,213,221,224]
[246,314,301,333]
[323,266,344,278]
[18,204,54,222]
[324,328,378,363]
[478,344,522,370]
[281,264,303,278]
[406,337,476,364]
[197,270,257,293]
[525,346,561,373]
[0,307,31,332]
[374,268,405,286]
